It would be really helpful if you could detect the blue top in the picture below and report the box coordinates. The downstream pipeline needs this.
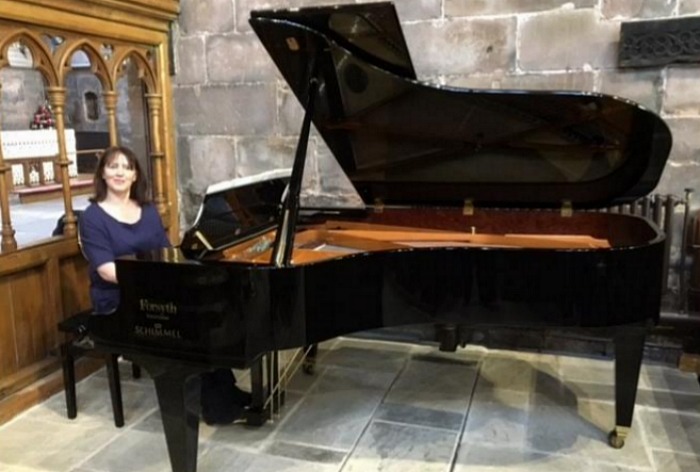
[79,202,171,314]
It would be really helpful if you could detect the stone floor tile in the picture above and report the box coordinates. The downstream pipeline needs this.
[309,339,340,361]
[525,398,652,469]
[476,354,557,393]
[21,374,157,428]
[92,358,150,385]
[650,450,700,472]
[409,343,486,364]
[285,363,326,393]
[536,377,615,404]
[462,389,531,449]
[197,444,337,472]
[487,348,559,366]
[3,339,699,472]
[382,356,477,413]
[1,465,57,472]
[588,464,652,472]
[274,366,396,450]
[318,338,410,373]
[342,421,457,472]
[637,408,700,457]
[639,364,700,394]
[263,440,346,464]
[636,388,700,414]
[0,418,117,472]
[81,428,195,472]
[555,354,615,385]
[374,402,464,431]
[454,444,590,471]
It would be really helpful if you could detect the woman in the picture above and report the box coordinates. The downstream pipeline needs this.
[79,146,170,314]
[80,146,250,424]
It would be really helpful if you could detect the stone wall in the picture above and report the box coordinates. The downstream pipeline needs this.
[0,67,142,157]
[0,68,46,130]
[64,71,109,132]
[174,0,700,229]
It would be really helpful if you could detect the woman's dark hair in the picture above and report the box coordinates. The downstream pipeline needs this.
[90,146,150,205]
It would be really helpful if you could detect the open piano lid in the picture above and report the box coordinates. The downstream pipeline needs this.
[250,2,672,209]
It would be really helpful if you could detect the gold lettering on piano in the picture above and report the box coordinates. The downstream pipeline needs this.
[139,298,177,315]
[134,323,183,339]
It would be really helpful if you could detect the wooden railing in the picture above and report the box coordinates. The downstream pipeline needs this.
[0,0,180,425]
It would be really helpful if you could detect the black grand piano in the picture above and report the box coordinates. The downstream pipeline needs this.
[90,2,672,471]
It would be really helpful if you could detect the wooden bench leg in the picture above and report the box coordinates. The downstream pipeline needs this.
[106,354,125,428]
[60,343,78,420]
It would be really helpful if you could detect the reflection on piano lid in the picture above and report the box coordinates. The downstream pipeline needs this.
[181,169,291,258]
[250,2,671,209]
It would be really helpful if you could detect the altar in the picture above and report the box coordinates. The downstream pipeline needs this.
[1,129,92,203]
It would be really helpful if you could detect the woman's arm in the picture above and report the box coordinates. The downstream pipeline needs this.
[79,208,117,283]
[96,261,118,283]
[147,204,172,248]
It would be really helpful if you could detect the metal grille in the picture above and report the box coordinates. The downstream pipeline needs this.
[600,191,694,312]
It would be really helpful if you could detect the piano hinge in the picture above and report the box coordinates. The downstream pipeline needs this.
[463,199,474,216]
[561,200,573,218]
[373,198,384,213]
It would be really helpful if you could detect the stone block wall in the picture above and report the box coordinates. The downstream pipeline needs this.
[173,0,700,228]
[170,0,700,362]
[0,66,143,158]
[0,68,46,130]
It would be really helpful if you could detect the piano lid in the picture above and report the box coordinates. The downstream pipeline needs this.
[180,169,290,257]
[250,2,672,209]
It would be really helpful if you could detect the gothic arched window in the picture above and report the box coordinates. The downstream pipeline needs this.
[84,91,99,120]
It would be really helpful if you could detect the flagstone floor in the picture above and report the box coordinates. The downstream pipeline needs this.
[1,337,700,472]
[7,194,90,246]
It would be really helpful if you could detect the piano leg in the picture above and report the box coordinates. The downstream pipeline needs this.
[246,355,268,426]
[610,330,646,448]
[132,356,203,472]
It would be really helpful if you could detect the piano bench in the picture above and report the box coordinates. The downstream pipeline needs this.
[57,310,139,428]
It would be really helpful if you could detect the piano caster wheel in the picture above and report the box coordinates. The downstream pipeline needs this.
[608,427,629,449]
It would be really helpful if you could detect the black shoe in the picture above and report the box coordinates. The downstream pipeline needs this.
[201,369,249,425]
[202,403,245,426]
[232,385,252,407]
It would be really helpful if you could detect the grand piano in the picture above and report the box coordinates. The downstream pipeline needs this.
[90,2,672,471]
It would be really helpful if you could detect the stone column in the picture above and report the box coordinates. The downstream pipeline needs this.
[103,91,118,146]
[0,84,17,252]
[46,86,76,237]
[145,93,167,219]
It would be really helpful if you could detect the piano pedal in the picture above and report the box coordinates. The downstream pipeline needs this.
[302,358,316,375]
[302,344,318,375]
[436,324,459,352]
